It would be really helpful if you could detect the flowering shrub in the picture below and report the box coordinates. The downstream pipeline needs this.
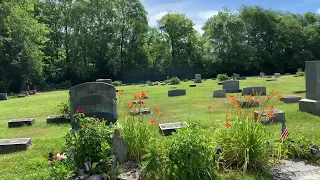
[214,90,287,173]
[65,112,115,177]
[142,124,216,179]
[43,152,75,179]
[118,91,161,162]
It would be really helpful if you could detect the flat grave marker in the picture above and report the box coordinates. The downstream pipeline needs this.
[189,84,196,87]
[0,138,32,154]
[168,89,186,97]
[280,95,301,103]
[213,89,226,98]
[8,118,35,128]
[254,109,285,123]
[159,122,188,136]
[47,115,70,124]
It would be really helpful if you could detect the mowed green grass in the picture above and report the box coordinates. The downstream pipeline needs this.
[1,75,320,179]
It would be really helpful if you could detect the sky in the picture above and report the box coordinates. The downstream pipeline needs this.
[141,0,320,33]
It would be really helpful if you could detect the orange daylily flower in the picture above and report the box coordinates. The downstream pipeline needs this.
[266,112,275,119]
[229,95,235,99]
[278,94,284,99]
[226,115,230,119]
[141,91,147,98]
[154,106,160,112]
[232,101,240,108]
[156,111,161,115]
[244,95,251,101]
[250,114,254,119]
[132,93,139,99]
[208,105,213,109]
[267,96,271,100]
[253,98,259,103]
[128,101,134,107]
[268,106,275,110]
[271,90,278,95]
[118,90,123,95]
[257,115,262,119]
[132,109,138,113]
[225,122,232,128]
[151,120,158,125]
[119,112,124,116]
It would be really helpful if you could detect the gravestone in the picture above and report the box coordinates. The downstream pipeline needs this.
[299,60,320,115]
[274,73,281,78]
[213,89,226,98]
[17,94,26,98]
[96,79,112,84]
[241,86,266,96]
[8,118,35,128]
[168,89,186,97]
[29,85,37,95]
[222,80,240,93]
[254,109,285,123]
[159,122,188,136]
[111,129,127,165]
[183,79,188,82]
[237,99,259,108]
[280,95,301,103]
[47,115,70,124]
[161,83,166,86]
[266,79,277,81]
[153,81,159,85]
[20,84,30,96]
[297,68,302,72]
[260,72,265,77]
[189,84,196,87]
[285,73,291,75]
[130,108,151,116]
[194,74,202,83]
[0,138,32,154]
[0,93,8,100]
[69,82,117,130]
[233,73,240,78]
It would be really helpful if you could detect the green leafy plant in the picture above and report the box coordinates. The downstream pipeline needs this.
[143,124,216,180]
[65,112,114,175]
[296,71,304,76]
[43,152,75,180]
[112,81,121,86]
[217,74,228,81]
[58,99,70,115]
[170,76,180,85]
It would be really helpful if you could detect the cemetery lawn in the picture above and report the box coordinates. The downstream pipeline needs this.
[1,76,320,179]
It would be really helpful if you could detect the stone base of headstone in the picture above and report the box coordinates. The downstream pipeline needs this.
[118,161,141,180]
[235,77,246,80]
[168,89,186,97]
[18,94,26,98]
[266,79,277,81]
[0,93,8,100]
[130,108,151,116]
[254,109,285,123]
[194,80,202,83]
[8,118,35,128]
[237,99,259,108]
[161,83,166,86]
[280,95,301,103]
[96,79,112,84]
[241,86,266,96]
[213,89,226,98]
[47,115,70,124]
[154,82,159,85]
[299,99,320,116]
[0,138,32,154]
[189,84,196,87]
[159,122,188,136]
[133,100,143,104]
[20,91,29,96]
[217,81,223,85]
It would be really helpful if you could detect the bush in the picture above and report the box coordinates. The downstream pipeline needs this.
[170,76,180,85]
[217,74,228,81]
[142,124,216,180]
[58,99,70,115]
[296,71,304,76]
[112,81,121,86]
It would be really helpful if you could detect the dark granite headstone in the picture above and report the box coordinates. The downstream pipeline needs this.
[274,73,281,78]
[237,99,259,108]
[159,122,188,136]
[266,79,277,81]
[168,89,186,97]
[260,72,265,77]
[189,84,196,87]
[280,95,301,103]
[20,84,30,96]
[241,86,266,96]
[0,93,8,100]
[0,138,32,154]
[47,115,70,124]
[299,60,320,115]
[17,94,26,98]
[8,118,35,128]
[69,82,117,130]
[254,109,285,123]
[223,80,240,93]
[213,89,226,98]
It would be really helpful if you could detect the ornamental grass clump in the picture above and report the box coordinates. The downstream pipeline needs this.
[213,90,286,174]
[117,90,161,162]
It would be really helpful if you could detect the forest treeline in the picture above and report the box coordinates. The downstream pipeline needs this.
[0,0,319,92]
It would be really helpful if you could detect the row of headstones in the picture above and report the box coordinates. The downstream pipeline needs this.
[0,85,37,100]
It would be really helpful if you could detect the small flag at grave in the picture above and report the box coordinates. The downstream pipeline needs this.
[280,123,289,142]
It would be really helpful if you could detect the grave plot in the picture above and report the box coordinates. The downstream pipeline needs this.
[280,95,301,103]
[213,89,226,98]
[0,138,32,154]
[159,122,188,136]
[47,115,70,124]
[8,118,35,128]
[254,109,285,123]
[168,89,186,97]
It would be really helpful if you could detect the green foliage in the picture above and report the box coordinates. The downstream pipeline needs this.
[214,117,269,174]
[112,81,121,87]
[170,76,181,85]
[217,74,228,81]
[58,99,70,115]
[0,81,9,92]
[120,117,159,162]
[65,113,114,174]
[296,71,304,76]
[143,124,216,180]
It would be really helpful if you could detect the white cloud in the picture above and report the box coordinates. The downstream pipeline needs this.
[198,10,219,20]
[194,24,204,34]
[149,11,168,26]
[317,8,320,14]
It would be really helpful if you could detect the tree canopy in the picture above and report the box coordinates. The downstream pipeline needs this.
[0,1,319,92]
